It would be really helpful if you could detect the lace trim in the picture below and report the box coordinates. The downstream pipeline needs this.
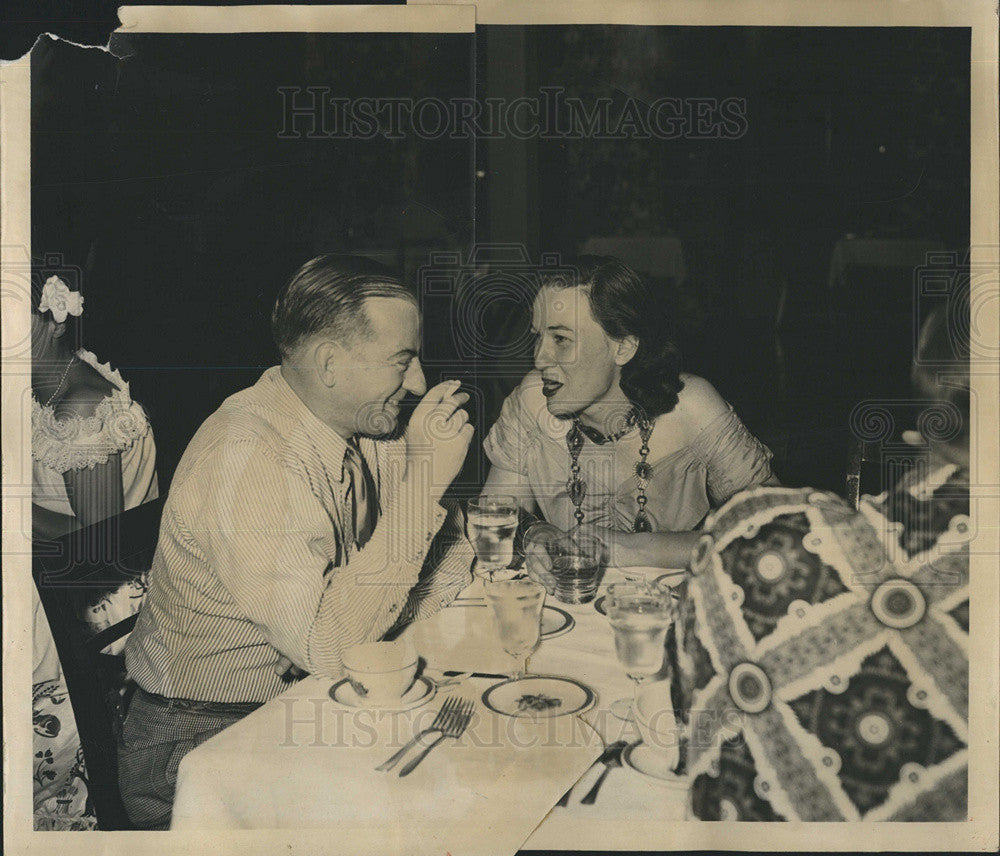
[31,350,151,474]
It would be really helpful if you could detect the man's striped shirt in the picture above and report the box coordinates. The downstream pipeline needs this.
[125,367,473,703]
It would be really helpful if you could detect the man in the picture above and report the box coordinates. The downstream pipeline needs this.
[119,256,475,829]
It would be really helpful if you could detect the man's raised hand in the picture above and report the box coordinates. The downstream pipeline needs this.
[405,379,474,501]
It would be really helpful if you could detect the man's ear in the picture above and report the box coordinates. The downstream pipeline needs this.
[313,340,342,388]
[613,335,639,367]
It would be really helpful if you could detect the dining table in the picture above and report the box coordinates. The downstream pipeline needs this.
[169,567,691,853]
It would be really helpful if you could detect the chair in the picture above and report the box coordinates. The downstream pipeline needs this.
[32,496,166,830]
[845,437,881,509]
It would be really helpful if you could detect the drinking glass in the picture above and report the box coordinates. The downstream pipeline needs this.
[550,533,606,604]
[605,582,673,720]
[484,577,546,680]
[467,495,518,578]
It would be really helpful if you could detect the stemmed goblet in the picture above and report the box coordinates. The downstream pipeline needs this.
[483,577,546,680]
[605,582,673,721]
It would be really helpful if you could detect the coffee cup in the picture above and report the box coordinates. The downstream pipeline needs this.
[342,640,418,706]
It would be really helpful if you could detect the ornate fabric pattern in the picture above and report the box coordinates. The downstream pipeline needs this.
[867,464,970,562]
[31,349,152,473]
[82,572,151,656]
[33,677,97,831]
[680,478,969,821]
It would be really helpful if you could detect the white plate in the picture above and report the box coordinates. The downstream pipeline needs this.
[653,570,687,589]
[594,573,684,615]
[328,675,436,712]
[540,604,575,639]
[449,601,574,638]
[612,565,666,580]
[621,741,689,787]
[610,566,686,584]
[481,675,595,718]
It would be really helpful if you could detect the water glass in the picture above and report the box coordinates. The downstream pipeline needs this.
[551,533,606,604]
[605,582,673,720]
[467,495,518,577]
[484,577,546,680]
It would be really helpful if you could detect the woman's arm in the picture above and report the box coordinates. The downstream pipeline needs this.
[54,387,125,528]
[585,527,700,569]
[679,375,778,501]
[62,453,124,527]
[481,464,538,514]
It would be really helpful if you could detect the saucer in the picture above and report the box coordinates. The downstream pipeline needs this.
[653,570,686,589]
[540,605,575,639]
[621,741,688,787]
[594,574,684,615]
[328,675,436,712]
[482,675,595,718]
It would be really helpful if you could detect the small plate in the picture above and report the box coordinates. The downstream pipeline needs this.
[621,741,688,787]
[328,675,436,712]
[653,571,686,589]
[594,582,681,616]
[482,675,595,718]
[613,566,665,582]
[540,605,575,639]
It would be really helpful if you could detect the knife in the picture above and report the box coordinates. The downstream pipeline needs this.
[556,740,627,807]
[579,740,627,805]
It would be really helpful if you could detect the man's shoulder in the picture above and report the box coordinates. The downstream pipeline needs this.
[205,383,289,446]
[174,374,290,474]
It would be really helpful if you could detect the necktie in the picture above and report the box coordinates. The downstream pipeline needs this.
[342,437,379,550]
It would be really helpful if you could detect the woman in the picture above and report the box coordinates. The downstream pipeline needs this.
[32,276,158,539]
[31,274,158,830]
[676,304,970,821]
[482,255,777,570]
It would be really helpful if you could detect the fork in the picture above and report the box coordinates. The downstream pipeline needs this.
[376,697,460,772]
[397,699,474,777]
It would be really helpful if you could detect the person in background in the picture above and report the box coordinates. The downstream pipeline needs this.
[118,256,475,829]
[31,274,158,537]
[677,303,970,821]
[31,273,159,830]
[481,255,777,578]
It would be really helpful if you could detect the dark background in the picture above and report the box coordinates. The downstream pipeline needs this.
[29,24,970,497]
[474,25,969,493]
[31,31,476,491]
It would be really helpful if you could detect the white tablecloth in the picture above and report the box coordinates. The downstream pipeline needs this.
[171,569,689,851]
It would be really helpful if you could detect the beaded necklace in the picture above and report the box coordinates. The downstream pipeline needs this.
[42,355,77,408]
[565,408,655,532]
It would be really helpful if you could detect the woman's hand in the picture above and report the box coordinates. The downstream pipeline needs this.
[522,522,572,595]
[574,523,648,568]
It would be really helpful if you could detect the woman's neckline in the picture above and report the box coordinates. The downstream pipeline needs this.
[31,349,128,412]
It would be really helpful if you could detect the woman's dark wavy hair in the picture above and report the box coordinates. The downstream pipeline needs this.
[540,255,684,418]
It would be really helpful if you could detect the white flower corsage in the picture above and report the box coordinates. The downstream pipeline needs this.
[38,276,84,323]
